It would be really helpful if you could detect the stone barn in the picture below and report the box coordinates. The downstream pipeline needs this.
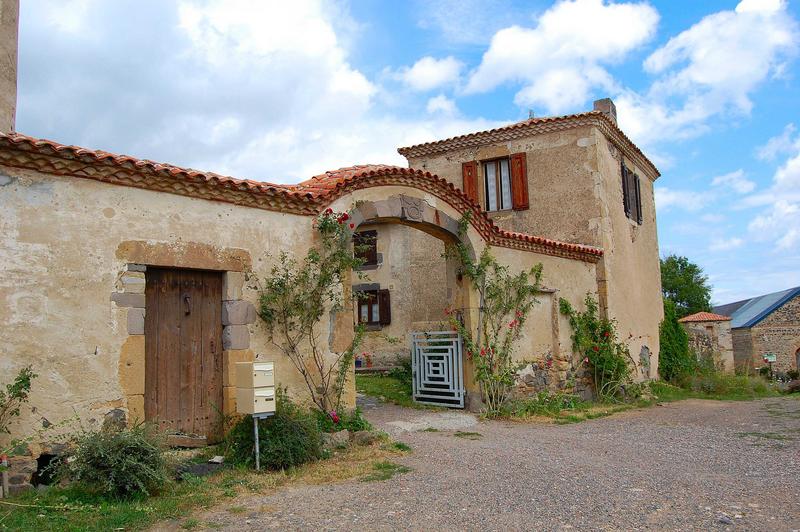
[0,1,663,492]
[713,286,800,374]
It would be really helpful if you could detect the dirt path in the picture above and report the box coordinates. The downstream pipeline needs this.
[183,397,800,530]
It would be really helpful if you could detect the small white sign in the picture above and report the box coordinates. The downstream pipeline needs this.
[763,353,777,363]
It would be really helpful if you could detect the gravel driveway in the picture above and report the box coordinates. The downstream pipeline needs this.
[194,396,800,531]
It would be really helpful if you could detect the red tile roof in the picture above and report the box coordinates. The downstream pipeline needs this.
[397,111,660,179]
[0,132,603,262]
[678,312,732,323]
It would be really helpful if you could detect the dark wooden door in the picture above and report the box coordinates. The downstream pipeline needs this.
[144,268,223,442]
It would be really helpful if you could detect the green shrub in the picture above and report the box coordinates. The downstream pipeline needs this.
[314,407,372,433]
[787,369,799,381]
[559,295,632,400]
[0,366,37,435]
[61,422,169,499]
[500,391,586,418]
[388,357,412,392]
[224,392,322,470]
[678,358,774,398]
[658,299,695,382]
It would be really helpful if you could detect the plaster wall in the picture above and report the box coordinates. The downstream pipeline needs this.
[0,164,351,446]
[0,0,18,132]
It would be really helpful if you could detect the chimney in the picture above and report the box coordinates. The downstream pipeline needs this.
[0,0,19,133]
[593,98,616,125]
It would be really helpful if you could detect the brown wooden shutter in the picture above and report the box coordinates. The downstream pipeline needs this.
[378,289,391,325]
[621,161,631,218]
[510,152,529,210]
[461,161,479,205]
[634,173,643,224]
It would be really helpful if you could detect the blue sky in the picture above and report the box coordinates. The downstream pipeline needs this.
[16,0,800,304]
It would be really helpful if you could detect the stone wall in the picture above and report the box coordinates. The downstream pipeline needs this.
[681,320,735,373]
[731,294,800,373]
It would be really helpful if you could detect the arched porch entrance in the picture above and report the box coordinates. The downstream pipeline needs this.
[346,194,477,408]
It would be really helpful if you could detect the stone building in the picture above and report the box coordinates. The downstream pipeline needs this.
[677,312,734,373]
[0,2,662,492]
[713,286,800,373]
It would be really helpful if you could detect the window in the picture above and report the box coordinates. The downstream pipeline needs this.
[483,158,512,212]
[356,288,391,327]
[621,162,642,224]
[354,230,378,266]
[462,153,528,212]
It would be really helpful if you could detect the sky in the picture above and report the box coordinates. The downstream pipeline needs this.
[15,0,800,305]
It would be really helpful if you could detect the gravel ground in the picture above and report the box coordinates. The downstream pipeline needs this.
[190,396,800,531]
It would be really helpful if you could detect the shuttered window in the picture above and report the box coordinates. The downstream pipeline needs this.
[477,153,529,212]
[353,230,378,266]
[621,161,642,224]
[357,289,391,326]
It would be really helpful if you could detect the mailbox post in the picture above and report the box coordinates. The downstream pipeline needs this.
[235,361,276,470]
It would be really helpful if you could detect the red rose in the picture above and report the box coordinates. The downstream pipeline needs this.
[341,213,350,221]
[324,208,333,214]
[592,345,599,352]
[349,223,355,229]
[329,410,340,424]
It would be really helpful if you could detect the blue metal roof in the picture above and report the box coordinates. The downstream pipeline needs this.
[720,286,800,329]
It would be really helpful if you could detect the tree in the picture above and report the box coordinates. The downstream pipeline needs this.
[660,254,712,318]
[658,299,694,382]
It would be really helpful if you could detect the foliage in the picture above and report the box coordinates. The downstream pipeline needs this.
[660,254,712,318]
[360,461,411,482]
[787,369,799,381]
[0,365,37,435]
[258,208,367,413]
[676,356,777,399]
[60,422,169,499]
[499,391,587,418]
[658,299,696,381]
[355,374,421,409]
[313,407,372,433]
[224,391,323,470]
[446,212,543,415]
[559,295,633,400]
[388,356,413,390]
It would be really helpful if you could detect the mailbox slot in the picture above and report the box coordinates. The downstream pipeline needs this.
[236,361,275,388]
[236,386,276,415]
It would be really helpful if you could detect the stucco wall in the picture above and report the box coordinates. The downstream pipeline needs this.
[0,0,18,133]
[403,124,663,381]
[352,223,448,367]
[592,129,663,379]
[0,164,351,446]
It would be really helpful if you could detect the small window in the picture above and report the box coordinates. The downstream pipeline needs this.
[483,158,512,212]
[621,162,643,224]
[356,288,391,327]
[354,230,378,266]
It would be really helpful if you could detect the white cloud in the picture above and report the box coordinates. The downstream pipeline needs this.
[700,213,726,223]
[711,169,756,194]
[414,0,522,46]
[17,1,505,183]
[397,56,463,92]
[617,0,798,147]
[654,187,709,212]
[709,237,744,252]
[426,95,458,116]
[464,0,658,114]
[758,123,798,160]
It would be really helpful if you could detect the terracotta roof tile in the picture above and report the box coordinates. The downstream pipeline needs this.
[678,311,732,323]
[0,132,604,262]
[397,110,659,179]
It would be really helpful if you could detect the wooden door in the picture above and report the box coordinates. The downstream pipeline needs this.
[144,268,223,442]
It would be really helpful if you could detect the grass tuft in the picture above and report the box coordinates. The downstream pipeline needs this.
[360,461,412,482]
[453,431,483,440]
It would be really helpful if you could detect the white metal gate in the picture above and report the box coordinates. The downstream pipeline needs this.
[411,331,464,408]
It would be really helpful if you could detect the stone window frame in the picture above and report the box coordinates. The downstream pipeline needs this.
[113,264,256,429]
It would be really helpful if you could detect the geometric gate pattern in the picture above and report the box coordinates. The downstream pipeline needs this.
[411,331,465,408]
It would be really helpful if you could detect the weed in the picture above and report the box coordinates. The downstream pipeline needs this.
[181,518,200,530]
[228,506,247,514]
[360,461,412,482]
[392,441,412,452]
[453,431,482,440]
[420,427,439,432]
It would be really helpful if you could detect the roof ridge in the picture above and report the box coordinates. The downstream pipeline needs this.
[397,110,659,179]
